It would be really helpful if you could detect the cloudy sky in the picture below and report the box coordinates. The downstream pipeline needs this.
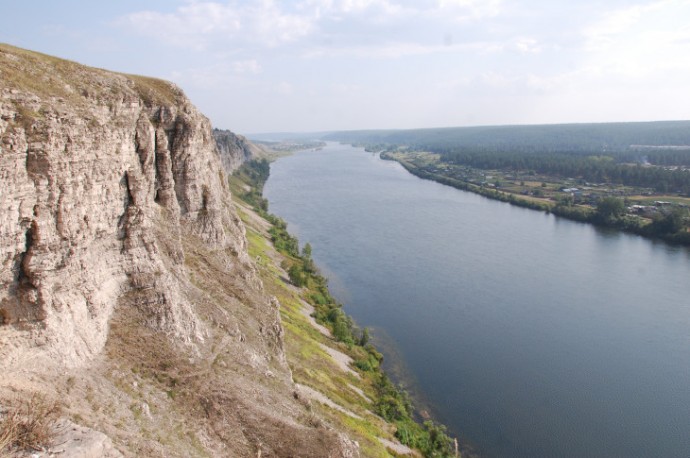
[2,0,690,134]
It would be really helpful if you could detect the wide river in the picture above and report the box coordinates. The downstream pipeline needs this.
[263,142,690,458]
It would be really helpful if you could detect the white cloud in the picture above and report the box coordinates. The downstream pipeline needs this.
[301,41,439,59]
[300,0,410,16]
[118,0,508,53]
[579,0,690,80]
[275,81,295,95]
[436,0,503,21]
[118,1,314,50]
[513,37,541,54]
[584,1,658,52]
[110,0,690,130]
[169,59,261,89]
[119,2,241,50]
[232,59,262,74]
[170,63,235,89]
[245,0,315,47]
[332,82,362,93]
[300,35,544,60]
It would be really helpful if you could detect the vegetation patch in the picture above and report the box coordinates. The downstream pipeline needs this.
[0,394,61,454]
[126,75,181,107]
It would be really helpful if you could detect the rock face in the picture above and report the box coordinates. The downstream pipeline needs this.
[213,128,262,175]
[0,44,356,457]
[0,44,245,368]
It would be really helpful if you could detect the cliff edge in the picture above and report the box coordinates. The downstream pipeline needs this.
[213,128,264,175]
[0,44,357,457]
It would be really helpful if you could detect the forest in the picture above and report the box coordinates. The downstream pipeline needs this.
[435,150,690,194]
[324,121,690,154]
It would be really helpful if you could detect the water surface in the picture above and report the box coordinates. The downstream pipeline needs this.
[264,143,690,458]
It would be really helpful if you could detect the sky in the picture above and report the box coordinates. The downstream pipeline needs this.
[1,0,690,135]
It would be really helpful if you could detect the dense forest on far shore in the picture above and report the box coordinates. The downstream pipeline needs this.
[324,121,690,155]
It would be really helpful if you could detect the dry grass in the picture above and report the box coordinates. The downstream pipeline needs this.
[0,43,181,114]
[0,394,61,454]
[0,43,80,100]
[126,75,182,107]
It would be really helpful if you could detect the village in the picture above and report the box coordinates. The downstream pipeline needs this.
[382,150,690,225]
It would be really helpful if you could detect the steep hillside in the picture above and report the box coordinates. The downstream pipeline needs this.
[213,128,264,175]
[0,44,357,457]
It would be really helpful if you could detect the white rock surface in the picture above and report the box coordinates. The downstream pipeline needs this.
[51,420,124,458]
[213,128,262,174]
[0,47,248,370]
[0,44,360,458]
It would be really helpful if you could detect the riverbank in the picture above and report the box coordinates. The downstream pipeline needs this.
[261,142,690,458]
[382,152,690,246]
[229,159,460,458]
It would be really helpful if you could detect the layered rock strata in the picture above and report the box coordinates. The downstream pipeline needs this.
[0,45,244,367]
[0,44,357,457]
[213,128,262,174]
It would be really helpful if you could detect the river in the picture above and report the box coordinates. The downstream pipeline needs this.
[263,142,690,458]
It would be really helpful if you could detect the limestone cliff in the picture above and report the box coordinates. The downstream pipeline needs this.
[0,44,357,457]
[213,128,263,175]
[0,44,246,367]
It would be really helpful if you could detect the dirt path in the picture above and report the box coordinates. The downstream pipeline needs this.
[318,343,359,379]
[299,300,331,337]
[295,383,362,420]
[378,437,418,456]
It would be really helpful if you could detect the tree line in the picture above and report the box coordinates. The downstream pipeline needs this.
[438,149,690,194]
[325,121,690,155]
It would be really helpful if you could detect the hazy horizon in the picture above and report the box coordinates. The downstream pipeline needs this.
[245,118,690,138]
[3,1,690,135]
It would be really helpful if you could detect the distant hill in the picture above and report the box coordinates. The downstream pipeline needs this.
[324,121,690,154]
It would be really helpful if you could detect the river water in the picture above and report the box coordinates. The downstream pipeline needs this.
[263,142,690,458]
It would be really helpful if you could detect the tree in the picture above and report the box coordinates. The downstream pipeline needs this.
[359,327,370,346]
[332,313,354,345]
[595,196,626,223]
[302,242,312,259]
[288,265,306,287]
[649,208,687,235]
[301,242,316,273]
[555,194,574,207]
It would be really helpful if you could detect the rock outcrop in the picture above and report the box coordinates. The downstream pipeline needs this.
[213,128,263,175]
[0,44,357,457]
[0,44,245,368]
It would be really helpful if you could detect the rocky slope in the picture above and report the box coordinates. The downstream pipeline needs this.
[0,43,357,457]
[213,128,264,175]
